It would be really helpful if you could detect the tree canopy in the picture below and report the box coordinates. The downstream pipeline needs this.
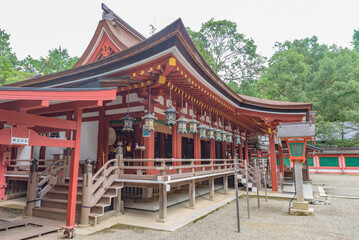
[0,28,78,86]
[187,19,265,85]
[188,22,359,147]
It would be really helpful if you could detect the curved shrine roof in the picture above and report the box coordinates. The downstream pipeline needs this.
[7,11,311,117]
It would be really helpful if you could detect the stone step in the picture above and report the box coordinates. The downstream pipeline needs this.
[33,207,80,222]
[41,197,81,210]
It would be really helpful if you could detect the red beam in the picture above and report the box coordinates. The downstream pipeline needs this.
[0,100,49,111]
[0,109,77,131]
[29,100,103,115]
[0,88,117,101]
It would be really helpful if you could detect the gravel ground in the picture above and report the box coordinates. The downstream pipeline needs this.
[2,174,358,240]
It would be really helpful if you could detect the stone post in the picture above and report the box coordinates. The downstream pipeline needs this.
[25,159,38,216]
[114,154,123,214]
[158,160,167,222]
[189,179,195,208]
[290,160,313,215]
[80,158,93,226]
[209,177,214,200]
[294,160,304,202]
[223,175,228,195]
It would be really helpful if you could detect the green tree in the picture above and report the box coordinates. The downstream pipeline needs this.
[187,18,265,85]
[0,29,30,85]
[19,47,78,75]
[255,36,359,147]
[257,47,310,102]
[352,28,359,52]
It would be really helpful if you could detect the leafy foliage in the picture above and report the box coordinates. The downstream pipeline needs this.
[352,28,359,52]
[187,18,265,85]
[188,21,359,147]
[255,37,359,147]
[19,47,78,75]
[0,29,30,85]
[0,28,78,86]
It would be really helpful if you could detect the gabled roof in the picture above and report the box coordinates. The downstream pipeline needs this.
[73,3,145,67]
[238,94,312,110]
[7,14,311,115]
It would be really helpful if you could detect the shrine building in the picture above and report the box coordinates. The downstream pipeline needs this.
[0,4,314,236]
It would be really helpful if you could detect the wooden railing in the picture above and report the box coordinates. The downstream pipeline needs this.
[90,157,120,207]
[6,159,54,175]
[37,159,67,197]
[119,158,235,182]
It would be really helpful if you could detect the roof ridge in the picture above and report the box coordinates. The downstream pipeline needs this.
[101,3,145,41]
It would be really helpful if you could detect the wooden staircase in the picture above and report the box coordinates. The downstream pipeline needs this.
[33,178,123,225]
[237,162,258,192]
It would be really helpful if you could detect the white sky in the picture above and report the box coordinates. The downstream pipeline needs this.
[1,0,358,60]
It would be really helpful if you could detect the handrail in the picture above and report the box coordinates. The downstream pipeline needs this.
[37,159,67,198]
[119,158,237,182]
[89,157,120,207]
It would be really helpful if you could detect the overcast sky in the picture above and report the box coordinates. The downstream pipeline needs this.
[1,0,358,60]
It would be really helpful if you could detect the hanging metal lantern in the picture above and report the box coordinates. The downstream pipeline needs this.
[234,134,241,145]
[198,124,208,139]
[215,128,222,141]
[189,117,199,134]
[164,105,177,126]
[143,113,157,132]
[177,115,188,134]
[226,132,233,143]
[221,131,227,142]
[122,113,135,132]
[207,126,215,140]
[122,78,135,132]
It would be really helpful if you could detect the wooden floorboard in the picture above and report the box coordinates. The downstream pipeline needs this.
[1,226,58,240]
[0,217,63,240]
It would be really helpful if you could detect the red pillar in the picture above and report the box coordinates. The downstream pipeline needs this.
[65,112,72,140]
[144,132,155,159]
[278,143,284,177]
[96,107,105,170]
[65,109,82,229]
[0,146,11,201]
[244,137,249,162]
[210,139,215,159]
[193,133,198,159]
[269,133,278,191]
[176,132,182,159]
[144,130,155,174]
[239,143,243,160]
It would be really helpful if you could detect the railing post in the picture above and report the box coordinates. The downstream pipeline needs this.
[262,158,268,202]
[80,158,93,227]
[119,155,124,176]
[58,159,66,184]
[25,159,38,216]
[245,160,250,218]
[209,176,214,200]
[255,158,260,209]
[189,179,195,208]
[223,174,228,195]
[190,160,195,176]
[158,160,167,222]
[210,159,214,173]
